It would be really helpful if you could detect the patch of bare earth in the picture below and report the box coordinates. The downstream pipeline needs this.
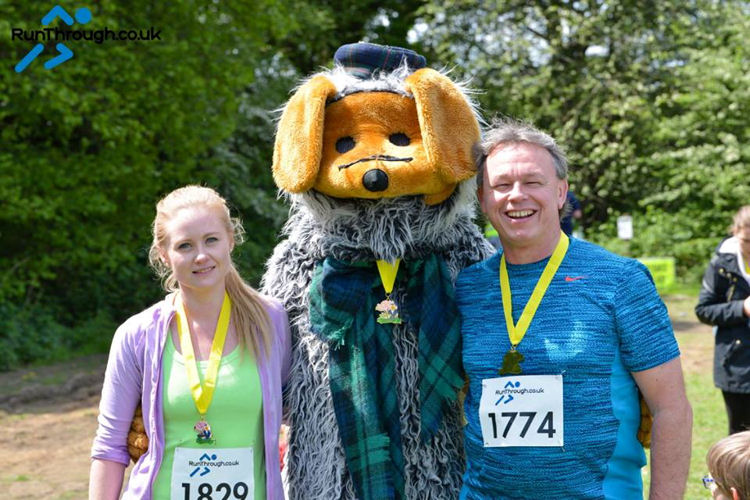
[1,355,111,499]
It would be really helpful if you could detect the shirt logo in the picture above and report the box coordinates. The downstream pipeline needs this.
[564,276,586,282]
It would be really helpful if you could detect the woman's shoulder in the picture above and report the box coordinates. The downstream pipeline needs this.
[115,296,175,342]
[253,293,287,325]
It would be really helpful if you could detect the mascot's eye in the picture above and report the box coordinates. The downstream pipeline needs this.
[336,136,356,153]
[389,133,410,146]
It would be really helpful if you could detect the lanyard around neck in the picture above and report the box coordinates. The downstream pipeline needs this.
[499,232,569,347]
[175,291,231,416]
[376,258,401,294]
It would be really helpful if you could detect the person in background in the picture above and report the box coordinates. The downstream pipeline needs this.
[484,220,502,249]
[696,205,750,435]
[560,190,582,236]
[457,117,692,499]
[704,430,750,500]
[89,185,290,499]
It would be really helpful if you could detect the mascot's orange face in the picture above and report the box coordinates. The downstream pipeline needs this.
[318,92,455,203]
[273,69,480,205]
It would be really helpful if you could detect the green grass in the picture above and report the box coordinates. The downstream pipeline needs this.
[642,294,725,499]
[679,335,725,499]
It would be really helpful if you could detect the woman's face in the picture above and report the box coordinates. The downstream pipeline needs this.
[736,227,750,261]
[159,206,234,296]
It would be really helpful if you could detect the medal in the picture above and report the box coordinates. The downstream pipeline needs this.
[499,232,569,375]
[376,259,402,324]
[176,291,232,445]
[499,348,524,375]
[194,417,213,444]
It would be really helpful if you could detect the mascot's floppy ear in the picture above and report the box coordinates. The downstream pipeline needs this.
[273,75,338,193]
[404,68,480,185]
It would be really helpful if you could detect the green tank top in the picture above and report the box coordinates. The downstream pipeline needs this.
[152,333,266,499]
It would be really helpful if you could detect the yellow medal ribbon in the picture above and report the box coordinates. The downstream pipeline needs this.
[744,258,750,274]
[175,291,231,416]
[500,232,569,348]
[376,258,401,294]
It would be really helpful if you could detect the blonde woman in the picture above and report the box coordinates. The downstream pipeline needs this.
[90,186,290,499]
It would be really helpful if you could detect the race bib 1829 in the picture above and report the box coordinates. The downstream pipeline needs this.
[171,447,254,500]
[479,374,564,447]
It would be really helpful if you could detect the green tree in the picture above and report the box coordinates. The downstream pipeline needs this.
[269,0,428,74]
[415,0,749,280]
[0,0,425,368]
[0,1,293,345]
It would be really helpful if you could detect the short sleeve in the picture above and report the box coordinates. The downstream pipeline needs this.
[614,260,680,372]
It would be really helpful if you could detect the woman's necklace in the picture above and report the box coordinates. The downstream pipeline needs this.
[175,291,231,444]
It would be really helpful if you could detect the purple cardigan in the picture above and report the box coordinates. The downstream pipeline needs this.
[91,294,291,499]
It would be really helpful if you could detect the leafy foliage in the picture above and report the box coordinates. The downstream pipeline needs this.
[0,0,420,369]
[1,1,291,318]
[416,0,749,282]
[2,0,747,368]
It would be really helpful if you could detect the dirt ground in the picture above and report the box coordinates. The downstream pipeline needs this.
[0,296,713,499]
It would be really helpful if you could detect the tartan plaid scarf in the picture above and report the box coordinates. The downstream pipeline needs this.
[309,254,463,500]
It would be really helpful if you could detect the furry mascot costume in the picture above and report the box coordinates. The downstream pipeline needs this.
[262,43,493,499]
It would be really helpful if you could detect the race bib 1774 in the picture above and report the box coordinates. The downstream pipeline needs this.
[479,374,564,447]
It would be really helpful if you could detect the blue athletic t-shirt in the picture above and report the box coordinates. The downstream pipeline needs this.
[457,237,680,500]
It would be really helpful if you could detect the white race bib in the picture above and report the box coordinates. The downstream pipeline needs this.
[479,374,564,447]
[171,447,254,500]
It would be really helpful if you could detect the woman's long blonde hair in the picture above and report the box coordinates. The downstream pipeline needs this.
[148,185,272,358]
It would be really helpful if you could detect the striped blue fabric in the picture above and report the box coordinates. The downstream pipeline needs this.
[456,238,680,499]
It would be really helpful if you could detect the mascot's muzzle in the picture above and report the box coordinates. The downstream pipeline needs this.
[337,154,413,192]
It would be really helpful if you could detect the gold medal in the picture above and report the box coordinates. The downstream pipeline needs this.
[498,347,524,375]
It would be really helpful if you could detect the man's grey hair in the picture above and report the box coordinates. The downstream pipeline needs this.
[475,117,568,189]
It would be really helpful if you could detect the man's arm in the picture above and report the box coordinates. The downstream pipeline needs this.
[632,357,692,500]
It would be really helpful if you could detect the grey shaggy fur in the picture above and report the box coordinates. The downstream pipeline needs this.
[261,179,494,499]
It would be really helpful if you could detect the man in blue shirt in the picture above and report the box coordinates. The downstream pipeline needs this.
[457,118,692,499]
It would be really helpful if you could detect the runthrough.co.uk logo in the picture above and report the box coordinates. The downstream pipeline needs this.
[12,4,162,73]
[494,379,546,405]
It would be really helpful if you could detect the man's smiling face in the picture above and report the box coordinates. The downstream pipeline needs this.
[479,141,568,263]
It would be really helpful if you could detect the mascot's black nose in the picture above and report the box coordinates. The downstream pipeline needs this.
[363,169,389,192]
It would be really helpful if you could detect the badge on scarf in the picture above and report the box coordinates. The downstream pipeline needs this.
[376,298,402,324]
[376,259,402,324]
